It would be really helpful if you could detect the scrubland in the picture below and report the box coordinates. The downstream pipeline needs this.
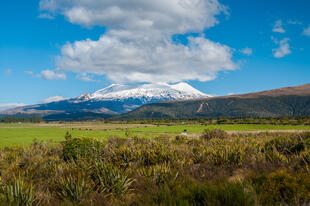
[0,129,309,205]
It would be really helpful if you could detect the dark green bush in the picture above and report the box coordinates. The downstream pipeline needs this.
[62,137,105,161]
[263,136,305,155]
[139,180,255,206]
[251,170,310,205]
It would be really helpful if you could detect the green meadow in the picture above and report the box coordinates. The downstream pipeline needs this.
[1,123,310,147]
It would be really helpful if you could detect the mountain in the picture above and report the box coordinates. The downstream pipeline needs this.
[118,83,310,120]
[1,83,209,121]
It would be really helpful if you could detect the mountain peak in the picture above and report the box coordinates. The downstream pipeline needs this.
[0,82,210,118]
[90,82,210,101]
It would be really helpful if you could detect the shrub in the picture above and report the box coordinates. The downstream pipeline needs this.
[54,173,91,204]
[140,180,255,206]
[302,151,310,164]
[138,163,178,186]
[251,170,310,205]
[90,162,133,198]
[305,138,310,147]
[174,135,188,144]
[0,176,36,206]
[107,146,137,168]
[201,129,228,140]
[208,145,245,166]
[263,136,305,155]
[300,132,310,141]
[62,137,105,161]
[192,147,208,164]
[301,151,310,171]
[138,145,173,166]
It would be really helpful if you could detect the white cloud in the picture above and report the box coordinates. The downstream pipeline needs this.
[38,13,55,19]
[0,103,26,112]
[240,47,253,56]
[39,0,226,33]
[57,35,236,83]
[25,70,66,80]
[273,20,285,33]
[303,25,310,36]
[288,20,302,25]
[41,96,68,104]
[77,73,96,82]
[40,0,237,83]
[40,70,66,80]
[273,38,291,58]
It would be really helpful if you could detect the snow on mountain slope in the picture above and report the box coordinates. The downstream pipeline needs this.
[0,82,210,119]
[91,82,210,102]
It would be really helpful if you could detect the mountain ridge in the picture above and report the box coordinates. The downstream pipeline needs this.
[117,83,310,120]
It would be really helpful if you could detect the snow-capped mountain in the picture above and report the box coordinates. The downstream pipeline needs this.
[1,82,210,120]
[91,82,209,102]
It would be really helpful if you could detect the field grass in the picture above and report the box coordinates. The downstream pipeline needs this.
[1,123,310,147]
[129,124,310,133]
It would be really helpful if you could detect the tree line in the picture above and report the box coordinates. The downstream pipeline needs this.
[0,117,44,123]
[116,116,310,125]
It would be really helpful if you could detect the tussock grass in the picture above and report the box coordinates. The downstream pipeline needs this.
[0,130,309,205]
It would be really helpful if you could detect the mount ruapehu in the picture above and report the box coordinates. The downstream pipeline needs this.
[0,82,209,121]
[2,83,310,121]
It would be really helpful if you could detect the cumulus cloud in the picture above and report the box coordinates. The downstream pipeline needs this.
[39,0,226,33]
[76,73,96,82]
[57,35,236,83]
[0,103,26,112]
[41,96,68,104]
[273,38,291,58]
[303,25,310,36]
[40,70,66,80]
[40,0,237,83]
[240,47,253,56]
[25,70,66,80]
[273,20,285,33]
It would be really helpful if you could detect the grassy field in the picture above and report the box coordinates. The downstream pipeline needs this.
[1,123,310,147]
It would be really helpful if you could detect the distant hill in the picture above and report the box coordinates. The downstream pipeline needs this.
[0,82,209,121]
[117,84,310,120]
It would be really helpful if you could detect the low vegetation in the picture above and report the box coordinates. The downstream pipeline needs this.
[1,123,310,147]
[0,129,309,205]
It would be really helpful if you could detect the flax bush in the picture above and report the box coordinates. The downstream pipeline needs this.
[0,131,308,205]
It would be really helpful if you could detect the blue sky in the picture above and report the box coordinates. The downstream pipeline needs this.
[1,0,310,108]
